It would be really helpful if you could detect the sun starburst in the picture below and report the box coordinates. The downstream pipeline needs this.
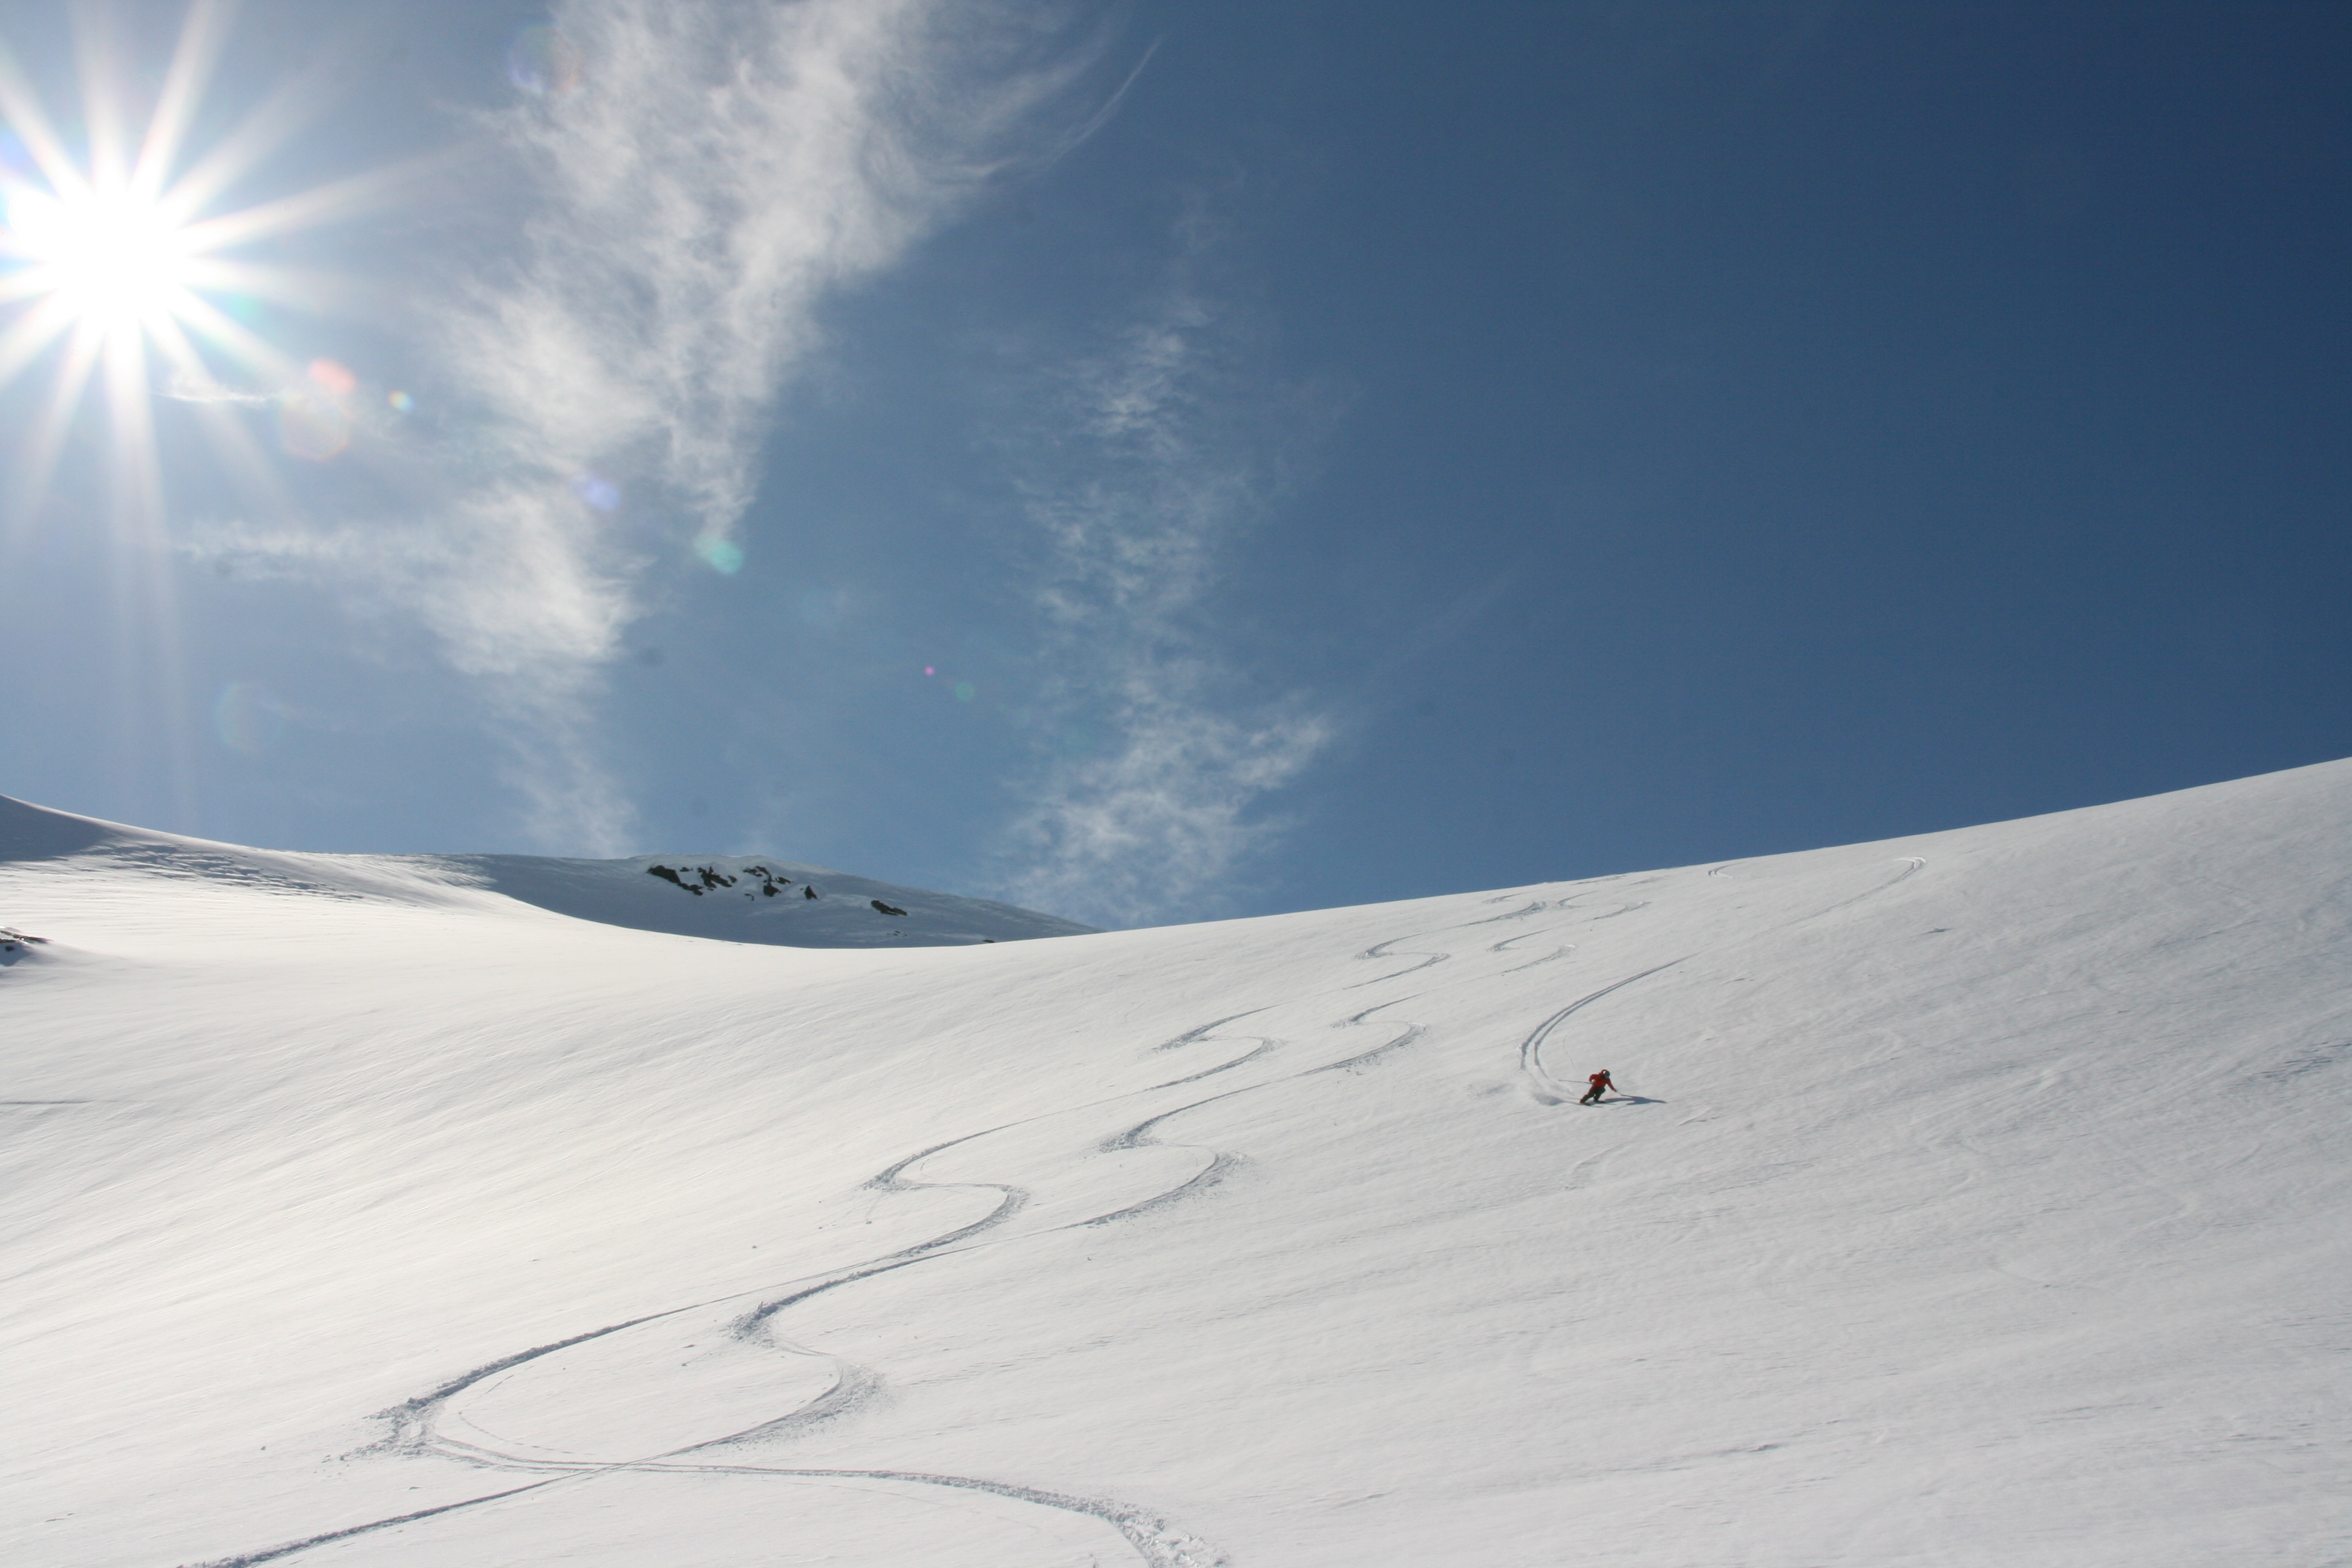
[0,0,413,524]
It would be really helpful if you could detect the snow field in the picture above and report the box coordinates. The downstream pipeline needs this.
[2,762,2348,1566]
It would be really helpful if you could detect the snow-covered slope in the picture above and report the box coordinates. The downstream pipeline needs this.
[3,763,2347,1568]
[0,795,1093,947]
[426,852,1094,947]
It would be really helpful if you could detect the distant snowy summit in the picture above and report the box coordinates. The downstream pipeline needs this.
[430,851,1095,948]
[0,793,1094,949]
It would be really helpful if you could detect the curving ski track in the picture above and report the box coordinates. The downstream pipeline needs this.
[191,1112,1260,1564]
[185,913,1539,1568]
[1316,993,1428,1076]
[1798,855,1926,921]
[203,857,1906,1568]
[1345,932,1452,989]
[189,1459,1226,1568]
[1489,919,1576,975]
[1518,961,1688,1105]
[1514,857,1933,1108]
[186,855,1952,1566]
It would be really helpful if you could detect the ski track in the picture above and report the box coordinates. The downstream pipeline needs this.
[1152,1010,1269,1054]
[1490,921,1577,975]
[1151,1036,1284,1089]
[1514,857,1935,1109]
[1462,898,1553,924]
[1518,961,1690,1105]
[186,854,1951,1567]
[183,1481,570,1568]
[1315,994,1428,1076]
[1344,935,1449,989]
[1343,900,1560,989]
[185,912,1558,1568]
[188,1455,1229,1568]
[189,1105,1249,1566]
[358,1108,1235,1568]
[1796,856,1926,921]
[217,862,1913,1568]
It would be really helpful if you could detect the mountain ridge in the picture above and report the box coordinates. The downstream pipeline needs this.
[0,792,1095,947]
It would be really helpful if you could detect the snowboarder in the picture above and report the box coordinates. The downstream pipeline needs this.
[1579,1069,1615,1105]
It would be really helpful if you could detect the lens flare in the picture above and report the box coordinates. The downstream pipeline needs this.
[304,357,355,396]
[694,536,744,575]
[277,360,353,460]
[506,27,584,97]
[213,681,285,754]
[570,471,620,511]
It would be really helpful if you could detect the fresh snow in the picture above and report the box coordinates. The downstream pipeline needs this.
[2,762,2347,1568]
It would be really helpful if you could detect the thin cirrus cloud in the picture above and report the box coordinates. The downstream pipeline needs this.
[201,0,1339,915]
[204,0,1103,852]
[450,0,1108,581]
[430,0,1107,851]
[990,223,1339,928]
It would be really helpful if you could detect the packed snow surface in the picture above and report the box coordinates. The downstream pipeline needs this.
[2,763,2347,1567]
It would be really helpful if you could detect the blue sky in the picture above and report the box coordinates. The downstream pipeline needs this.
[1,0,2345,929]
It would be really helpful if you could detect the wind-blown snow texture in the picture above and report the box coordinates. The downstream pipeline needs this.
[3,763,2347,1567]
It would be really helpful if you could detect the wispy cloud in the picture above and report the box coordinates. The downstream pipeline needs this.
[183,1,1326,896]
[185,504,638,843]
[443,0,1109,849]
[163,373,283,407]
[196,0,1097,852]
[459,0,1088,556]
[991,213,1340,927]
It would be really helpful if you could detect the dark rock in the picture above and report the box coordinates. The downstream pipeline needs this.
[647,866,702,895]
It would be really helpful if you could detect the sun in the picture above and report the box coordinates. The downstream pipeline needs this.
[0,1,411,523]
[4,183,198,332]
